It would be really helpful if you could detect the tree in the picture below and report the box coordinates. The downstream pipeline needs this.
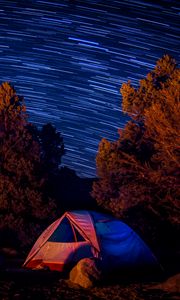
[39,123,65,175]
[0,82,57,249]
[92,55,180,226]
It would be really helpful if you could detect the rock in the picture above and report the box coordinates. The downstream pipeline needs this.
[69,258,102,288]
[149,273,180,293]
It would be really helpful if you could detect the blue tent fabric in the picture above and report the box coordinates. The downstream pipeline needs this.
[89,211,158,269]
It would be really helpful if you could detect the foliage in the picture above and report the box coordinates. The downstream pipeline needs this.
[39,123,65,175]
[92,55,180,226]
[0,82,61,249]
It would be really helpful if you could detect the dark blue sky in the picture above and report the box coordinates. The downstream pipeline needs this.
[0,0,179,177]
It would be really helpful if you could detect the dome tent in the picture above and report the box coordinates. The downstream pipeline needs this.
[23,210,158,272]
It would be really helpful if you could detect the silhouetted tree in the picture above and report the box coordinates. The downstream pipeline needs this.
[92,55,179,226]
[39,123,65,174]
[0,82,56,250]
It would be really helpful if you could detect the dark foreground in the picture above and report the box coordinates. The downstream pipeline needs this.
[0,262,179,300]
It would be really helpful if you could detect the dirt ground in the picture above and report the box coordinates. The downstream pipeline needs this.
[0,265,179,300]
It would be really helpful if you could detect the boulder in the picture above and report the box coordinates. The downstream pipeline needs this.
[149,273,180,293]
[69,258,102,288]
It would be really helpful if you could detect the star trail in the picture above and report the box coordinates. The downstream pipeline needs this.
[0,0,179,177]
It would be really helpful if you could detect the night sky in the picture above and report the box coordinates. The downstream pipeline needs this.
[0,0,179,177]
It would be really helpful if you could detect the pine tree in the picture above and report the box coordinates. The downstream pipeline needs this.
[92,55,180,225]
[0,82,56,249]
[39,122,65,176]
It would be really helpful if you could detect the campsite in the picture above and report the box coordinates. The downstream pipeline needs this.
[0,62,180,298]
[0,210,179,299]
[1,250,180,300]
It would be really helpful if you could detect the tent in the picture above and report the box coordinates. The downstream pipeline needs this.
[23,210,158,272]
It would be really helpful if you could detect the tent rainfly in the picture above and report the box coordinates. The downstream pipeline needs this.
[23,210,158,272]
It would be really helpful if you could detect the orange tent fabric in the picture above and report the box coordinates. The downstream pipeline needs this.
[23,211,100,271]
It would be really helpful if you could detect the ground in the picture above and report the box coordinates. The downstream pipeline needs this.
[0,261,179,300]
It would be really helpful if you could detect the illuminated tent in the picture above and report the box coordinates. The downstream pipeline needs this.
[23,210,158,272]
